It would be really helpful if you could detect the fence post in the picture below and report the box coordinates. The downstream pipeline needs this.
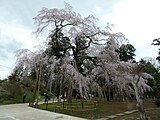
[93,101,98,119]
[81,100,84,109]
[53,105,56,112]
[63,99,65,108]
[46,100,48,110]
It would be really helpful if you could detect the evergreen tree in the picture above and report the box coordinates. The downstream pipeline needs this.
[116,44,136,62]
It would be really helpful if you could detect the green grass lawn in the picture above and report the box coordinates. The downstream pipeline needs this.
[37,100,158,119]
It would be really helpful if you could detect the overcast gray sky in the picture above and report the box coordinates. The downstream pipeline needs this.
[0,0,159,79]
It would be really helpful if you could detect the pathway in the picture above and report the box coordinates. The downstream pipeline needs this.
[97,108,160,120]
[0,103,87,120]
[96,109,138,120]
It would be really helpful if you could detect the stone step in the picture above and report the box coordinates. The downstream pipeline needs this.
[107,115,117,119]
[116,113,125,116]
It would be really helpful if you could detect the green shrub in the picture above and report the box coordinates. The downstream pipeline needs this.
[155,90,160,106]
[155,99,160,106]
[25,95,33,103]
[2,82,23,98]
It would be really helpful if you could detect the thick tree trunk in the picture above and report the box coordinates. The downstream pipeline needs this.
[132,80,148,120]
[35,64,42,107]
[60,74,63,95]
[31,69,39,107]
[107,86,111,101]
[67,84,73,103]
[137,99,147,120]
[49,78,52,93]
[102,87,107,101]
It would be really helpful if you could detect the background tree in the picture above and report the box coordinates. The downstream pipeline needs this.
[116,44,136,62]
[138,58,158,97]
[152,38,160,61]
[91,38,153,120]
[152,39,160,105]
